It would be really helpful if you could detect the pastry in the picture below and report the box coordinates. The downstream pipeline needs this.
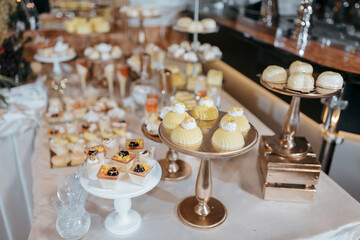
[171,116,203,146]
[139,147,155,163]
[73,103,87,119]
[99,115,111,133]
[83,131,97,143]
[86,155,103,180]
[262,65,287,84]
[287,73,314,92]
[49,137,69,156]
[183,51,198,62]
[166,65,180,74]
[316,71,343,90]
[111,46,122,59]
[212,120,245,150]
[48,126,65,136]
[77,23,92,35]
[170,72,186,89]
[93,20,110,33]
[113,127,127,138]
[81,122,98,133]
[68,141,86,154]
[145,113,161,134]
[220,107,250,135]
[51,155,68,168]
[126,139,144,151]
[289,60,313,75]
[45,111,63,123]
[128,162,153,185]
[86,145,106,163]
[70,152,86,166]
[191,96,219,121]
[107,107,125,120]
[201,18,216,30]
[97,165,121,189]
[207,69,223,87]
[186,62,202,76]
[188,21,204,32]
[84,110,100,123]
[112,150,136,172]
[162,102,189,129]
[102,137,119,158]
[177,17,192,29]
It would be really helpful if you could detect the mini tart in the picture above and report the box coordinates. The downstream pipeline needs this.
[128,162,153,185]
[51,155,68,168]
[70,152,86,166]
[190,96,218,121]
[171,116,203,146]
[212,120,245,150]
[81,122,98,133]
[220,107,250,135]
[162,102,189,130]
[97,165,121,189]
[112,150,136,172]
[316,71,343,90]
[287,73,314,92]
[45,112,63,123]
[111,119,129,129]
[86,145,106,157]
[48,126,65,136]
[125,139,144,150]
[262,65,287,84]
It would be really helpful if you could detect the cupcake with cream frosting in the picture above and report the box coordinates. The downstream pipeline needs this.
[171,116,203,146]
[220,106,250,135]
[191,96,218,121]
[212,120,244,150]
[162,102,189,129]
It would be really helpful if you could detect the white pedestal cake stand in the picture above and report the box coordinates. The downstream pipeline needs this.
[34,53,76,76]
[80,160,161,235]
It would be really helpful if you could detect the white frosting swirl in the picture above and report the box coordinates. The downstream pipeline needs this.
[140,150,149,157]
[88,123,97,132]
[159,107,171,119]
[228,107,244,117]
[84,110,100,123]
[53,41,68,53]
[96,43,112,53]
[171,102,186,114]
[221,120,237,132]
[107,107,125,119]
[181,117,197,130]
[199,97,214,107]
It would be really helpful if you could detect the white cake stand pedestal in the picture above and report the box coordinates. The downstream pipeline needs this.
[34,53,76,76]
[80,160,161,235]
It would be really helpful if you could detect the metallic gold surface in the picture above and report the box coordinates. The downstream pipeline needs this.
[177,196,227,229]
[160,111,258,228]
[258,136,321,203]
[260,80,341,99]
[141,124,192,181]
[141,124,162,143]
[159,112,259,159]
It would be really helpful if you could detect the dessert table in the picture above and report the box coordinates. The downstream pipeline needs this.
[28,91,360,240]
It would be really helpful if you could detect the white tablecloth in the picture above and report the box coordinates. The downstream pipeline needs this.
[0,80,47,240]
[29,92,360,240]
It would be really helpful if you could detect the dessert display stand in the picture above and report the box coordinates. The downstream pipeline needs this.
[159,111,258,229]
[126,15,160,51]
[80,160,161,235]
[141,124,192,181]
[172,0,219,77]
[34,53,76,76]
[257,80,343,202]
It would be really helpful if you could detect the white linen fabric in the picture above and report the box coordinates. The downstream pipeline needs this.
[0,80,47,240]
[28,92,360,240]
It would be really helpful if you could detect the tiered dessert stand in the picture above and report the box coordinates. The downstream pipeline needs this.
[172,0,219,77]
[80,160,161,235]
[34,53,76,76]
[141,124,192,181]
[257,80,343,202]
[159,111,258,229]
[126,14,160,50]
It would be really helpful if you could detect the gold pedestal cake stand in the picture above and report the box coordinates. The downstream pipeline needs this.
[258,80,342,202]
[159,111,258,229]
[141,124,192,181]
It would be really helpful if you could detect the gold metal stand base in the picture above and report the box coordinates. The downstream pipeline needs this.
[258,136,321,203]
[158,159,192,181]
[177,196,227,229]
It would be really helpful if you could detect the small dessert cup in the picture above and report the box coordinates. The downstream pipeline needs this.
[97,165,121,189]
[86,155,104,180]
[112,150,136,172]
[128,162,153,185]
[125,139,144,151]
